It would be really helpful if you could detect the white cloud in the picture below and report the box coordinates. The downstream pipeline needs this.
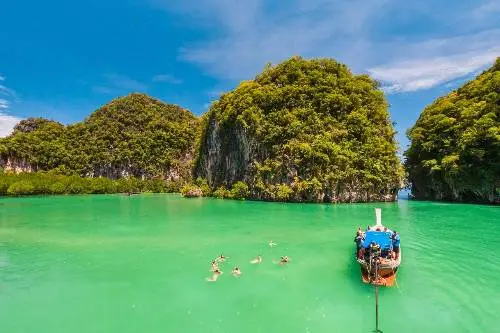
[170,0,390,80]
[0,99,8,109]
[473,0,500,18]
[0,111,22,137]
[0,76,19,114]
[152,74,183,84]
[159,0,499,93]
[0,84,16,97]
[368,31,500,93]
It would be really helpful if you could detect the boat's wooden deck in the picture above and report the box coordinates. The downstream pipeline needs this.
[362,270,397,287]
[357,248,402,287]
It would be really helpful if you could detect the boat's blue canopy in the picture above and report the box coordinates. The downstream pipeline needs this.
[362,231,393,250]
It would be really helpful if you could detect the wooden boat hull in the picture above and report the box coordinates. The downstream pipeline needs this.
[361,266,398,287]
[357,249,401,287]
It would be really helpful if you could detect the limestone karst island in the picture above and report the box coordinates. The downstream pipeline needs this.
[2,57,498,203]
[1,1,499,332]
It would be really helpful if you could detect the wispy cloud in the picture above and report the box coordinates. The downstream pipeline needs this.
[369,50,499,93]
[152,74,183,84]
[0,111,22,137]
[0,75,18,107]
[157,0,499,93]
[473,0,500,18]
[168,0,390,80]
[0,99,8,109]
[0,84,16,98]
[104,74,147,91]
[93,74,147,95]
[368,31,500,93]
[92,86,115,95]
[206,89,227,98]
[0,72,22,137]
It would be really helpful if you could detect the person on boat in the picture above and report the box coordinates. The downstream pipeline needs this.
[250,255,262,264]
[232,267,242,277]
[358,247,365,260]
[367,225,372,231]
[392,232,400,259]
[206,268,223,282]
[354,234,363,252]
[369,241,381,258]
[388,250,395,260]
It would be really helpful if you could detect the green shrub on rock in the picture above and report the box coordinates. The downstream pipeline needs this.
[230,181,249,200]
[7,180,35,196]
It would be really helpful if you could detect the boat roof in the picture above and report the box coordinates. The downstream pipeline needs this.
[362,230,393,249]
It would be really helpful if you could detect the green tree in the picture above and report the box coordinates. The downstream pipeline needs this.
[196,57,403,202]
[405,58,500,203]
[213,186,231,199]
[230,181,249,200]
[7,180,35,196]
[50,182,66,194]
[0,94,199,182]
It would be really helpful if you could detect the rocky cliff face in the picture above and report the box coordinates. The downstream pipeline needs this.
[196,115,261,186]
[1,157,34,173]
[196,116,398,203]
[85,152,193,181]
[195,57,403,203]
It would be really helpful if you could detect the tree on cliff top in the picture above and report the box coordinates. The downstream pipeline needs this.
[197,56,403,202]
[1,93,199,180]
[67,93,199,178]
[405,58,500,203]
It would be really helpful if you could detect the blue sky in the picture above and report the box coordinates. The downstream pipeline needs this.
[1,0,499,152]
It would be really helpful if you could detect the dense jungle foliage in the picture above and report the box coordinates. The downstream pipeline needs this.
[405,58,500,203]
[0,171,179,196]
[196,56,403,202]
[0,94,199,180]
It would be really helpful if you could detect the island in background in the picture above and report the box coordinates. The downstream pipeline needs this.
[1,57,499,204]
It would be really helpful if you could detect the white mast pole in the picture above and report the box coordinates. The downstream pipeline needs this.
[375,208,382,227]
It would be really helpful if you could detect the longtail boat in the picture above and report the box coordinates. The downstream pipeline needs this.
[355,208,401,287]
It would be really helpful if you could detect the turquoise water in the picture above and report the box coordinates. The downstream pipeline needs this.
[0,194,499,332]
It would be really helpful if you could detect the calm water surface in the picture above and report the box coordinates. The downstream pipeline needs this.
[0,194,499,333]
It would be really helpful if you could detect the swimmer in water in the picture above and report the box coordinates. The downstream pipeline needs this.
[273,256,290,265]
[250,255,262,264]
[206,268,223,282]
[210,260,219,272]
[216,254,228,263]
[269,241,277,248]
[232,267,242,277]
